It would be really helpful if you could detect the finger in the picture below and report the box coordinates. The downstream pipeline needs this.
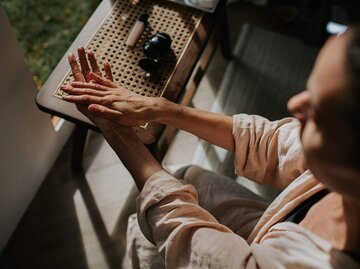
[87,50,102,76]
[77,47,91,82]
[61,85,107,97]
[62,94,104,105]
[70,81,110,91]
[88,104,125,123]
[104,62,114,82]
[89,72,118,88]
[76,103,99,123]
[68,53,85,82]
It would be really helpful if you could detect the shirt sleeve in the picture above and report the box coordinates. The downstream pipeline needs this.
[136,169,255,268]
[136,170,352,269]
[233,114,306,189]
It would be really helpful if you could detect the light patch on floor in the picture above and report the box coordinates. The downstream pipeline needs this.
[73,190,107,268]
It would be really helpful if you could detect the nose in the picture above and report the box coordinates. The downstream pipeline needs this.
[287,91,310,122]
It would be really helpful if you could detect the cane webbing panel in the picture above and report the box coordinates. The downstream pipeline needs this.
[53,0,203,99]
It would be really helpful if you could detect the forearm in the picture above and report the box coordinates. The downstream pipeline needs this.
[99,123,162,191]
[155,98,234,151]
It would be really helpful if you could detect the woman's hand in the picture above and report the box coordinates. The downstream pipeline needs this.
[68,46,114,83]
[66,46,116,124]
[62,72,162,127]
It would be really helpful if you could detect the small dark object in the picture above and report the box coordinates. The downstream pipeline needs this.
[138,58,160,74]
[138,32,172,77]
[143,32,172,59]
[139,13,149,23]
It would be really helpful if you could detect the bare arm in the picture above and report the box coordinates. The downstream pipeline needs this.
[97,122,162,190]
[157,99,234,151]
[62,73,234,151]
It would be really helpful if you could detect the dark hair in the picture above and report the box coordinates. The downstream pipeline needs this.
[345,24,360,168]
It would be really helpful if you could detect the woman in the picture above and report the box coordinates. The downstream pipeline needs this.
[62,25,360,268]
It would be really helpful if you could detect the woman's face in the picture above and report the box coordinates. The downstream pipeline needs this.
[287,31,359,198]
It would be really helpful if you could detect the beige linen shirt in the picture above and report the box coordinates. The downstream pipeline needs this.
[136,114,359,268]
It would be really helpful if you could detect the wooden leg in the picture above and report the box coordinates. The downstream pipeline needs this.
[71,124,89,171]
[219,6,233,60]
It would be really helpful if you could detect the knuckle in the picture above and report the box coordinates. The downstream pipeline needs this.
[101,96,111,105]
[84,89,93,95]
[109,94,117,102]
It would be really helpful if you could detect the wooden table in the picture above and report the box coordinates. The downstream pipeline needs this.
[36,0,230,170]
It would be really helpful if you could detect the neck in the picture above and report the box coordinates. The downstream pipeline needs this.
[300,191,360,258]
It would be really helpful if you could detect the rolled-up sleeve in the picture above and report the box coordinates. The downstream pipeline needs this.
[137,169,255,268]
[233,114,306,189]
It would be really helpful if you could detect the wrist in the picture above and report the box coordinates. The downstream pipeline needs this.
[153,97,178,124]
[103,126,162,190]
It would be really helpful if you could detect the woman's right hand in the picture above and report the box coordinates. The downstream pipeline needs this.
[62,72,164,127]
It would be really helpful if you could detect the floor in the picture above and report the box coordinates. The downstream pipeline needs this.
[0,2,306,268]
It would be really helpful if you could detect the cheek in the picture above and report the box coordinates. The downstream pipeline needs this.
[301,122,342,180]
[300,122,324,165]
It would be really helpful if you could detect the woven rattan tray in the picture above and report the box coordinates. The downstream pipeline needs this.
[54,0,203,99]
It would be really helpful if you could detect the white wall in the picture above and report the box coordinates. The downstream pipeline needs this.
[0,6,74,252]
